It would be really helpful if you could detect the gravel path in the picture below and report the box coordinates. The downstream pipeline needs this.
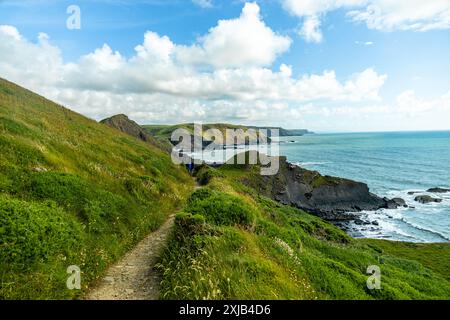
[85,215,175,300]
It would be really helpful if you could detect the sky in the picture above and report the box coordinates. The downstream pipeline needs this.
[0,0,450,132]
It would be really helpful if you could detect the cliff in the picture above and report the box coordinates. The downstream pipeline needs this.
[225,154,400,221]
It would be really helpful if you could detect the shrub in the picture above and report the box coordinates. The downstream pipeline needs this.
[174,212,207,239]
[0,196,83,267]
[196,166,224,186]
[24,172,90,213]
[186,189,255,227]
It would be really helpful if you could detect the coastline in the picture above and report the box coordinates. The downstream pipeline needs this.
[179,134,450,244]
[278,132,450,243]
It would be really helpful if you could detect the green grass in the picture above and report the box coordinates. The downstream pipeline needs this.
[195,165,225,186]
[358,239,450,281]
[158,165,450,300]
[143,123,267,147]
[2,77,449,300]
[0,77,193,299]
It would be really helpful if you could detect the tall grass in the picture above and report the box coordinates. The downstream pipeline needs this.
[157,168,450,300]
[0,78,193,299]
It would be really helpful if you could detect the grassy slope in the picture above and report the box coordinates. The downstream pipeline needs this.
[158,165,450,300]
[0,78,193,299]
[143,123,266,148]
[144,123,254,137]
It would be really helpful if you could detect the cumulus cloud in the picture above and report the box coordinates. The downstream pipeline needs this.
[287,89,450,131]
[0,3,389,126]
[348,0,450,31]
[178,2,292,68]
[282,0,450,42]
[297,89,450,118]
[395,90,450,115]
[299,15,323,43]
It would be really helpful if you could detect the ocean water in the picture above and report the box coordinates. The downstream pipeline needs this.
[279,131,450,243]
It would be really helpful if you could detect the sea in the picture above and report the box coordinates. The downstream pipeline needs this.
[187,131,450,243]
[279,131,450,243]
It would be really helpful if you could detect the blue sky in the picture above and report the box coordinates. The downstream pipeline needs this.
[1,0,450,132]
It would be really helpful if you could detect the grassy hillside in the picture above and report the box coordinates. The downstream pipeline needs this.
[0,78,193,299]
[158,164,450,300]
[143,123,269,149]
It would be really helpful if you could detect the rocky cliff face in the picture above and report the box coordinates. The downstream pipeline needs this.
[101,114,151,142]
[241,156,400,221]
[100,114,165,150]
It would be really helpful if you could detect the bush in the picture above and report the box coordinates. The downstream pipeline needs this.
[174,212,207,239]
[196,166,224,186]
[24,172,90,213]
[0,196,83,267]
[186,189,255,227]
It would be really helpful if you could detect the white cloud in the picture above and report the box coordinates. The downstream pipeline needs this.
[192,0,213,8]
[297,89,450,120]
[355,40,374,45]
[287,89,450,131]
[135,31,174,62]
[299,15,323,43]
[0,25,21,40]
[348,0,450,32]
[282,0,366,17]
[0,3,392,127]
[395,90,450,115]
[0,24,386,124]
[81,44,124,72]
[177,2,292,68]
[282,0,450,42]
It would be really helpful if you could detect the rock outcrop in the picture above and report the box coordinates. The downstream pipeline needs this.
[101,114,151,142]
[240,155,404,221]
[100,114,164,150]
[415,195,443,204]
[427,187,450,193]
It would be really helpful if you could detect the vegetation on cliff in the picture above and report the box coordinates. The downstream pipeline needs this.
[0,78,192,299]
[157,164,450,300]
[1,78,449,300]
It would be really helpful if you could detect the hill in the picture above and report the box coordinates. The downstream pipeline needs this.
[0,78,193,299]
[1,78,449,300]
[143,123,270,149]
[100,114,157,144]
[101,114,171,152]
[157,162,450,299]
[249,126,313,136]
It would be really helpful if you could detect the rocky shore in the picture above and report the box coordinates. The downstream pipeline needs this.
[241,156,407,221]
[100,115,448,230]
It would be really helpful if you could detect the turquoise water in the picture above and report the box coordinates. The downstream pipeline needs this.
[279,131,450,243]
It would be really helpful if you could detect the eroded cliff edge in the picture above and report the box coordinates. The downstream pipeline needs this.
[238,155,402,221]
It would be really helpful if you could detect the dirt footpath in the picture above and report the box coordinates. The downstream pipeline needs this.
[85,215,175,300]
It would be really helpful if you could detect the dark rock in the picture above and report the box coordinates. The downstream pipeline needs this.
[240,156,406,221]
[414,195,442,204]
[392,198,406,206]
[408,191,421,195]
[427,187,450,193]
[100,114,161,149]
[371,221,379,226]
[384,197,407,209]
[354,219,371,226]
[391,197,408,208]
